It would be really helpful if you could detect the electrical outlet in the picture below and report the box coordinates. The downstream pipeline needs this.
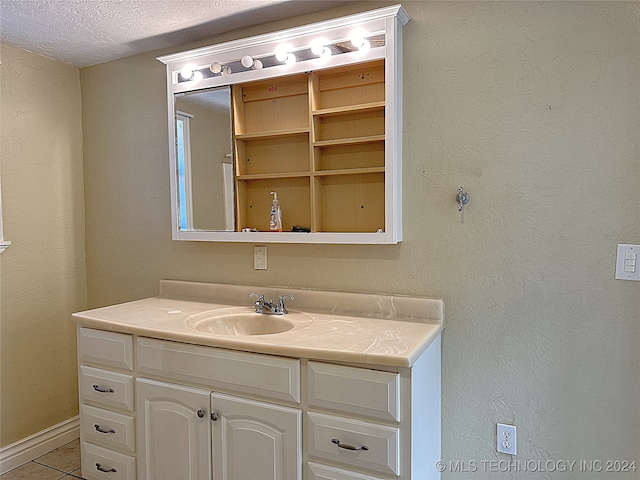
[254,246,267,270]
[497,423,517,455]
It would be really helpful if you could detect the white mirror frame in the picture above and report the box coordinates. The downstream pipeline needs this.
[158,5,409,244]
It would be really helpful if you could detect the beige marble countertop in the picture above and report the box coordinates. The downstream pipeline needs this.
[72,281,444,368]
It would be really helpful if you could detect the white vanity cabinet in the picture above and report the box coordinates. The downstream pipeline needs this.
[77,316,441,480]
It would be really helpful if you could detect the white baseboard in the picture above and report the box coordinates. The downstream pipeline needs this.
[0,416,80,475]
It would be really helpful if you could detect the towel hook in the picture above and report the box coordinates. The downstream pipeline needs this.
[456,187,470,212]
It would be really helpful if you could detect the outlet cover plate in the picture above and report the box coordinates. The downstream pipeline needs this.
[497,423,517,455]
[254,246,267,270]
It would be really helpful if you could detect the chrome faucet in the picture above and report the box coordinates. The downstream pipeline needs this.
[249,292,294,315]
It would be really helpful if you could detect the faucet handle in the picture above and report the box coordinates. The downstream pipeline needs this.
[275,294,294,314]
[248,292,265,301]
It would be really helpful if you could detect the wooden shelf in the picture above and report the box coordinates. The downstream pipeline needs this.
[237,172,311,180]
[313,135,385,148]
[312,101,385,118]
[234,128,309,141]
[313,167,385,177]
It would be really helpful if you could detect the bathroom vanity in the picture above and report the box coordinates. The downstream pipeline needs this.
[73,281,443,480]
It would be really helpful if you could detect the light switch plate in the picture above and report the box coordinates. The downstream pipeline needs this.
[615,244,640,281]
[254,246,267,270]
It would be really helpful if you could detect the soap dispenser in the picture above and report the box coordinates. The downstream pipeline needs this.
[269,191,283,232]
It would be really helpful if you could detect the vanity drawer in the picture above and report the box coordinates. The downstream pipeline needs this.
[308,361,400,422]
[137,337,300,403]
[78,327,133,371]
[308,461,389,480]
[307,412,399,476]
[82,441,136,480]
[80,366,135,411]
[81,404,136,452]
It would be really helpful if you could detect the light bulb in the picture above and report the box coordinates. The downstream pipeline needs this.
[241,55,254,69]
[221,65,232,76]
[191,71,203,82]
[180,64,194,80]
[285,52,296,66]
[310,38,327,56]
[274,44,290,62]
[210,62,222,74]
[359,39,371,53]
[321,46,332,60]
[253,59,263,70]
[349,28,366,49]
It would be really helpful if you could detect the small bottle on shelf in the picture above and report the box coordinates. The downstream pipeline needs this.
[269,192,283,232]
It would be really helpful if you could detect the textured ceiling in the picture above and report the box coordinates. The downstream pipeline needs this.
[0,0,351,67]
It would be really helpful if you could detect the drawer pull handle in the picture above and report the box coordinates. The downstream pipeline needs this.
[94,424,116,434]
[211,412,219,421]
[331,438,369,452]
[95,463,117,473]
[92,384,115,394]
[196,409,205,418]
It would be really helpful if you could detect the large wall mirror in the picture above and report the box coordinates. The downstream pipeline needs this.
[173,87,234,232]
[159,5,408,244]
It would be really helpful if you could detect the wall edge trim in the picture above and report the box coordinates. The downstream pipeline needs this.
[0,416,80,475]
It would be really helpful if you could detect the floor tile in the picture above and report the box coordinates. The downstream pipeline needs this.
[69,467,84,478]
[0,462,66,480]
[33,440,81,473]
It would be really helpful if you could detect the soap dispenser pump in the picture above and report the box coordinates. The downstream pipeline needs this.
[269,191,283,232]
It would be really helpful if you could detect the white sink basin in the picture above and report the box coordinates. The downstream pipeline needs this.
[185,308,312,336]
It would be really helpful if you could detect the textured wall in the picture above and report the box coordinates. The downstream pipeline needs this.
[0,45,87,446]
[80,2,639,478]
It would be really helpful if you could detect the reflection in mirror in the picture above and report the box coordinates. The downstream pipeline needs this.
[174,86,233,231]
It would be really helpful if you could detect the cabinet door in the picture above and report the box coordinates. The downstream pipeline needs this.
[211,392,301,480]
[136,378,211,480]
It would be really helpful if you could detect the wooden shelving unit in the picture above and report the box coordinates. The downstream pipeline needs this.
[232,60,388,234]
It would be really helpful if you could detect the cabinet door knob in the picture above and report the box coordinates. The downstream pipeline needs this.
[331,438,369,452]
[94,424,116,434]
[196,409,206,418]
[211,412,219,421]
[92,384,115,394]
[95,463,117,473]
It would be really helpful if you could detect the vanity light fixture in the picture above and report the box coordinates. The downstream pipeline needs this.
[179,32,384,85]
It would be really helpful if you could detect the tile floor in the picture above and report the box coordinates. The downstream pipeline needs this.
[1,439,84,480]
